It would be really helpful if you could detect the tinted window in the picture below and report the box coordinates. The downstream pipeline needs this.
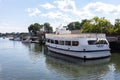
[55,40,58,44]
[72,41,79,46]
[51,39,54,43]
[88,40,108,45]
[65,41,71,46]
[96,40,107,44]
[88,40,96,45]
[59,40,64,45]
[47,39,50,43]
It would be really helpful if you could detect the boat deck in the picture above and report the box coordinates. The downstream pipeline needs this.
[46,33,106,38]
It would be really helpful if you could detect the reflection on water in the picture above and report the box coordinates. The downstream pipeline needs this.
[1,38,120,80]
[22,43,47,63]
[45,51,111,80]
[46,51,110,64]
[22,43,43,52]
[45,50,120,80]
[110,52,120,68]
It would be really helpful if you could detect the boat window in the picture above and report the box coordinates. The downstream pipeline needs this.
[59,40,64,45]
[88,40,96,45]
[55,40,59,44]
[47,39,50,43]
[72,41,79,46]
[88,40,108,45]
[65,41,71,46]
[51,39,54,43]
[96,40,107,44]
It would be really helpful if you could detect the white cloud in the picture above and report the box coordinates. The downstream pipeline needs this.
[40,11,75,30]
[26,1,120,30]
[27,8,41,16]
[40,11,63,19]
[41,3,56,9]
[83,2,120,15]
[39,0,95,29]
[54,0,76,12]
[41,11,74,22]
[72,9,94,19]
[52,0,94,19]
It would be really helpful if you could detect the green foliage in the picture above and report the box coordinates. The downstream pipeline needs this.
[67,21,81,30]
[67,17,114,34]
[28,23,42,36]
[115,19,120,27]
[82,16,113,33]
[44,22,53,33]
[81,20,93,33]
[115,19,120,33]
[27,17,120,35]
[28,22,53,36]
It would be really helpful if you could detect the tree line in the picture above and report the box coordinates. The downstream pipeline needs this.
[28,22,53,36]
[28,16,120,36]
[67,16,120,34]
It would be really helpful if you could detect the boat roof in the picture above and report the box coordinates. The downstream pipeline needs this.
[46,33,106,38]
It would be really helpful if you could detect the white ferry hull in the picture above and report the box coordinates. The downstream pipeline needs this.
[46,33,111,60]
[47,46,111,60]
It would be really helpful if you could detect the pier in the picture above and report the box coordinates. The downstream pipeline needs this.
[106,34,120,51]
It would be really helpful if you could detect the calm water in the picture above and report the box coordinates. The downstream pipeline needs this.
[0,38,120,80]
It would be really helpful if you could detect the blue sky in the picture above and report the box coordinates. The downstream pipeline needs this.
[0,0,120,33]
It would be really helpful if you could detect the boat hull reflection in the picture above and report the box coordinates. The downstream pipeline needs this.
[46,52,111,80]
[46,51,110,64]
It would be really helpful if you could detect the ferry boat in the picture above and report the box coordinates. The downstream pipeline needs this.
[45,27,111,60]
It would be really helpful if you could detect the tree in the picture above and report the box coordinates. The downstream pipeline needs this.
[92,17,113,33]
[114,19,120,33]
[115,19,120,27]
[67,21,81,30]
[105,26,118,34]
[81,20,93,33]
[28,23,42,36]
[43,22,53,33]
[82,16,113,33]
[80,19,89,27]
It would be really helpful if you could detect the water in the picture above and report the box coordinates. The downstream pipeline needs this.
[0,38,120,80]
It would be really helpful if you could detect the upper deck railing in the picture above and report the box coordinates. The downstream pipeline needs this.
[46,33,106,38]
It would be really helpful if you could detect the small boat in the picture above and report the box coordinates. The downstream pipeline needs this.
[3,36,5,39]
[45,27,111,60]
[22,36,32,43]
[30,37,39,43]
[9,37,14,40]
[14,37,21,41]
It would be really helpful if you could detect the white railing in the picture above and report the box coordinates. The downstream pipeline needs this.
[46,33,106,38]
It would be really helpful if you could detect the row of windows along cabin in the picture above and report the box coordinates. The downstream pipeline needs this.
[46,38,108,46]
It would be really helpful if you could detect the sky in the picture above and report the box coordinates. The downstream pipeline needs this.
[0,0,120,33]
